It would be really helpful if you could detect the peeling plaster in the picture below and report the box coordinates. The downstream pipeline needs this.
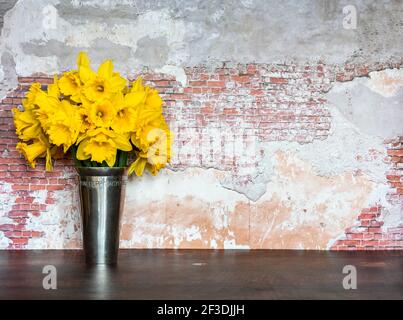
[156,65,187,86]
[0,0,402,250]
[121,168,250,249]
[215,104,389,201]
[0,1,186,77]
[0,181,15,217]
[365,68,403,97]
[328,68,403,138]
[0,231,11,248]
[120,148,379,249]
[1,0,403,80]
[251,151,375,250]
[25,188,81,249]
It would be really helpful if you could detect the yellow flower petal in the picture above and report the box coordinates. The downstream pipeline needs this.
[131,77,145,92]
[59,71,81,102]
[45,148,53,171]
[97,60,113,78]
[109,73,127,92]
[124,92,146,107]
[112,133,132,152]
[79,66,96,84]
[128,157,147,176]
[88,99,116,127]
[12,108,42,141]
[77,51,90,69]
[76,139,91,161]
[16,140,47,168]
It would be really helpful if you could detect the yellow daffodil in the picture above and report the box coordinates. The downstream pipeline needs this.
[131,116,168,151]
[88,98,116,128]
[76,128,132,166]
[80,57,127,102]
[77,107,94,133]
[128,136,171,176]
[22,82,42,110]
[13,52,172,174]
[77,51,90,70]
[128,81,166,149]
[59,71,82,102]
[45,100,82,152]
[147,128,172,166]
[130,76,145,93]
[110,92,144,134]
[145,87,163,110]
[128,154,147,176]
[79,134,116,166]
[16,140,47,168]
[15,133,53,170]
[12,108,42,141]
[33,90,59,130]
[129,125,172,176]
[57,51,92,102]
[47,75,60,99]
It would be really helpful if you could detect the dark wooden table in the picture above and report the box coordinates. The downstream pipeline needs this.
[0,250,402,299]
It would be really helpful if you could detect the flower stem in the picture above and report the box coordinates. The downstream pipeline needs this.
[70,145,82,168]
[118,151,128,168]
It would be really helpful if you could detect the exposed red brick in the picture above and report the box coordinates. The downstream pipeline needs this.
[1,65,402,250]
[269,77,288,84]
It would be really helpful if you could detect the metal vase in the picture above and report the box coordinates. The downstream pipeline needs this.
[77,167,127,265]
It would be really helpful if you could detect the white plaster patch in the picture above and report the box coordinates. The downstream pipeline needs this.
[216,105,389,201]
[248,150,378,250]
[155,65,187,87]
[0,231,11,249]
[0,181,15,216]
[0,2,186,76]
[210,239,218,249]
[0,65,4,81]
[185,225,202,242]
[25,188,81,249]
[122,216,166,248]
[70,0,145,11]
[327,69,403,138]
[125,167,247,211]
[365,68,403,97]
[223,239,250,249]
[291,107,388,181]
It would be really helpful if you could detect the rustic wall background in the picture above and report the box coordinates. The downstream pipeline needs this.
[0,0,402,250]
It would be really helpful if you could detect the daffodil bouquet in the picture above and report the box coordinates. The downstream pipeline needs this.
[12,52,172,176]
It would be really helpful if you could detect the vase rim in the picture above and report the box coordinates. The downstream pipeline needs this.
[76,166,127,176]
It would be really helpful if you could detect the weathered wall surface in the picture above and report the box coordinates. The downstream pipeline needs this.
[0,0,402,250]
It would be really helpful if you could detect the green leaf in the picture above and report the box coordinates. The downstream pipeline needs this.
[83,159,92,167]
[70,145,82,168]
[118,151,128,168]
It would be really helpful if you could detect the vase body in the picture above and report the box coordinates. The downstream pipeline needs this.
[77,167,127,265]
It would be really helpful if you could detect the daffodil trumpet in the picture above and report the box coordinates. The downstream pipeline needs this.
[13,52,172,176]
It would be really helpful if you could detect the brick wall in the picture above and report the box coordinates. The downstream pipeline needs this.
[0,62,402,250]
[332,137,403,250]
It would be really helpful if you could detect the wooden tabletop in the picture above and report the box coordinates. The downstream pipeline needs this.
[0,249,402,300]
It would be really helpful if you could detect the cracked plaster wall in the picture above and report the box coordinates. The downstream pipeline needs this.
[0,0,402,249]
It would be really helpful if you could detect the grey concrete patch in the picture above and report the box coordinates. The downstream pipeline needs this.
[0,0,402,78]
[134,35,169,68]
[327,70,403,138]
[0,0,17,32]
[0,50,17,99]
[21,38,133,71]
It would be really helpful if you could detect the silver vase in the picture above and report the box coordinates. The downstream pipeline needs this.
[77,167,127,265]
